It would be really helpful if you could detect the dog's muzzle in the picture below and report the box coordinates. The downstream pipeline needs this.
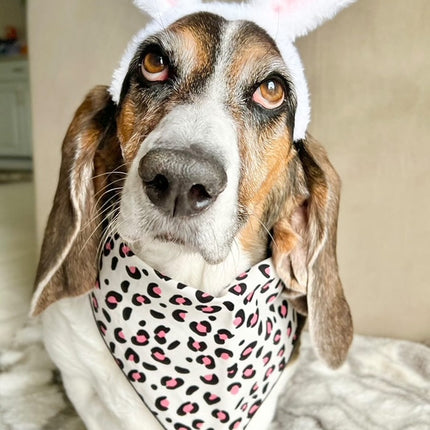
[138,148,227,217]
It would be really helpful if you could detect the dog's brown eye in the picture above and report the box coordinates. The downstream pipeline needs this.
[141,52,169,82]
[252,79,285,109]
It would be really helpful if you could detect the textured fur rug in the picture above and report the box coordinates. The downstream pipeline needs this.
[1,320,429,430]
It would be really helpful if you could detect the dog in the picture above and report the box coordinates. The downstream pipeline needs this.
[31,2,354,429]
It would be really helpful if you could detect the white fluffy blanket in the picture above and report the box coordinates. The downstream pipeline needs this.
[1,321,429,430]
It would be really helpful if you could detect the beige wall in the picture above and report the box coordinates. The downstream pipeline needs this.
[29,0,430,342]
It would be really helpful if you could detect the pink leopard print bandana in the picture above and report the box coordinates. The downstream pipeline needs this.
[90,234,298,430]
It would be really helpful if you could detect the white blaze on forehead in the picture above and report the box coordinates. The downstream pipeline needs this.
[109,14,310,140]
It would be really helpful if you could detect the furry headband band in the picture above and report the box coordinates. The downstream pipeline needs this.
[109,0,355,141]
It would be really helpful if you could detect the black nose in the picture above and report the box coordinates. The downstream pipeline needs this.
[138,148,227,217]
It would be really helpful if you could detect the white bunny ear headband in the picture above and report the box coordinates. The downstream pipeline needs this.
[110,0,355,141]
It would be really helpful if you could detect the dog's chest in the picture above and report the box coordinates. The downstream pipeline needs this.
[90,234,298,430]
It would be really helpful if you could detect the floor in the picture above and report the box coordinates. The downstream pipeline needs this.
[0,181,37,347]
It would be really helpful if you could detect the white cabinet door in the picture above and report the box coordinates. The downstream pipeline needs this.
[0,81,32,157]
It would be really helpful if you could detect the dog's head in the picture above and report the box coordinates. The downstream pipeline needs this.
[32,1,353,368]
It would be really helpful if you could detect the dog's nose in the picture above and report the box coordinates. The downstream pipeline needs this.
[138,148,227,217]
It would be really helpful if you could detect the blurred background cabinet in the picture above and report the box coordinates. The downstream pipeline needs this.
[0,58,32,170]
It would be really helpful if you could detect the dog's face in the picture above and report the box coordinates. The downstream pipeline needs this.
[117,13,296,264]
[32,12,352,369]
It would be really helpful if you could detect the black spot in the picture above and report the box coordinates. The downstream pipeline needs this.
[168,340,180,350]
[111,256,118,271]
[195,290,214,303]
[175,366,190,374]
[125,347,139,363]
[114,328,126,344]
[102,309,111,323]
[150,310,165,319]
[127,370,145,383]
[126,265,141,279]
[131,329,150,346]
[223,301,234,311]
[120,280,130,293]
[203,392,220,405]
[186,385,199,395]
[155,396,169,411]
[123,307,132,321]
[105,291,122,309]
[200,374,218,385]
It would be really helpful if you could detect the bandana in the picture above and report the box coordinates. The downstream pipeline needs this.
[90,234,298,430]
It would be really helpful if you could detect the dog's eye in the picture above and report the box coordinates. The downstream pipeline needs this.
[252,79,285,109]
[141,52,169,82]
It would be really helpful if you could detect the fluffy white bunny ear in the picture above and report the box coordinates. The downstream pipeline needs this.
[133,0,202,20]
[246,0,356,41]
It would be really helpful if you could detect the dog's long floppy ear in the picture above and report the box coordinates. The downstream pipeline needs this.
[273,134,353,368]
[31,85,120,316]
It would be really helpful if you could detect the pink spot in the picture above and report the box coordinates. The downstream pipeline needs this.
[265,266,271,276]
[267,320,273,334]
[246,291,254,302]
[287,327,292,337]
[160,398,170,409]
[268,294,277,303]
[157,330,166,339]
[129,266,136,274]
[183,403,195,414]
[233,316,243,327]
[203,374,214,382]
[244,368,254,377]
[196,423,204,429]
[136,335,147,343]
[122,245,131,254]
[92,297,98,307]
[132,372,141,381]
[274,333,281,343]
[221,353,230,360]
[202,306,214,313]
[230,385,240,395]
[202,357,212,366]
[196,323,207,333]
[136,296,146,304]
[153,286,162,296]
[234,285,242,293]
[243,346,253,356]
[263,356,270,365]
[176,297,186,305]
[154,351,165,361]
[266,367,274,378]
[193,341,201,350]
[281,304,288,317]
[252,383,259,392]
[180,312,187,320]
[233,421,241,429]
[250,313,258,327]
[241,403,248,411]
[95,280,100,289]
[166,379,178,388]
[209,394,219,401]
[118,331,125,339]
[237,272,247,279]
[219,333,228,341]
[107,296,118,304]
[217,411,227,421]
[202,292,211,298]
[105,242,111,250]
[249,403,260,415]
[128,354,135,362]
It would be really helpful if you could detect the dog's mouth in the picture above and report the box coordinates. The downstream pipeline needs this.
[154,232,186,246]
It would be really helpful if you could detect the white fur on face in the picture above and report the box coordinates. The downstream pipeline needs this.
[118,21,249,283]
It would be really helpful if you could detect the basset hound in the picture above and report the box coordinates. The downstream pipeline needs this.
[31,1,354,429]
